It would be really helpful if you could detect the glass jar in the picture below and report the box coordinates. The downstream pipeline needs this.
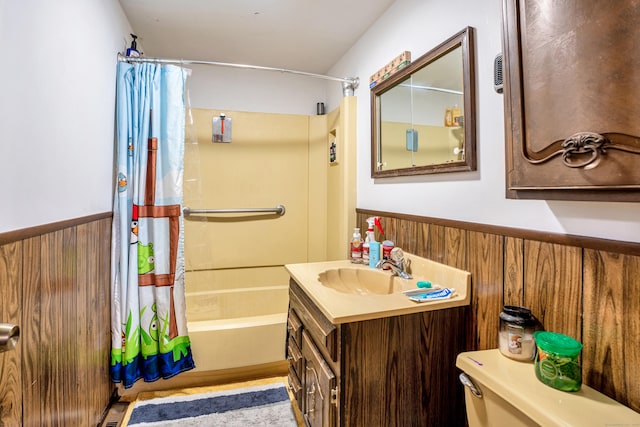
[498,306,537,361]
[534,331,583,392]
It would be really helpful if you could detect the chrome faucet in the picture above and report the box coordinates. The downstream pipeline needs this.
[376,258,412,279]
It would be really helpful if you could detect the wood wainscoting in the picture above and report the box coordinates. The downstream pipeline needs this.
[357,209,640,414]
[0,214,114,426]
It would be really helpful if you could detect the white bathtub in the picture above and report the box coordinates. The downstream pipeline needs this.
[185,284,289,372]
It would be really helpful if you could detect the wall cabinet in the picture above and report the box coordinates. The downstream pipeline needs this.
[286,278,467,426]
[502,0,640,201]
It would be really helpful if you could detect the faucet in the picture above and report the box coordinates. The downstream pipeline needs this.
[376,258,412,279]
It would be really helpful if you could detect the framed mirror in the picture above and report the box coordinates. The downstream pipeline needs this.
[371,27,476,178]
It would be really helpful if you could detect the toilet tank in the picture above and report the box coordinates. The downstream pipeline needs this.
[456,349,640,427]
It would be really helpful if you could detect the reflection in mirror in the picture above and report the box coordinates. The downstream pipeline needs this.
[372,27,476,177]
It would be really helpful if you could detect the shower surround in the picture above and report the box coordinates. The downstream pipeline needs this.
[182,102,356,376]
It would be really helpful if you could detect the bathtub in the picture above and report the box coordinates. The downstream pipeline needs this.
[185,283,290,372]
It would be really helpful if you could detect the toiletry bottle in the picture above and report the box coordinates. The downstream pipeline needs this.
[364,217,384,268]
[369,241,381,268]
[444,107,453,127]
[363,219,373,263]
[126,34,140,57]
[382,240,395,260]
[363,217,383,263]
[350,228,363,263]
[452,104,462,126]
[381,240,395,269]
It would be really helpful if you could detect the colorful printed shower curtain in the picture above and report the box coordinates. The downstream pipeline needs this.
[110,62,195,388]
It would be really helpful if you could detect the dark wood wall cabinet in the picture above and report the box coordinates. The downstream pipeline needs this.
[287,279,467,427]
[501,0,640,201]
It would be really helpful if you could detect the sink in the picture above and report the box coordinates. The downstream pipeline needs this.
[317,267,404,295]
[286,254,472,323]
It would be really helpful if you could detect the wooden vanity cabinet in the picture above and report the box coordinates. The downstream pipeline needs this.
[286,278,468,426]
[287,279,339,426]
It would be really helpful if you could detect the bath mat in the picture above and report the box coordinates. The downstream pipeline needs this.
[125,381,298,426]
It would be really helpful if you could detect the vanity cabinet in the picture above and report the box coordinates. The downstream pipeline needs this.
[286,279,467,426]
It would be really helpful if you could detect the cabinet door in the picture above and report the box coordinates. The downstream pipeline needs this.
[302,332,336,427]
[502,0,640,201]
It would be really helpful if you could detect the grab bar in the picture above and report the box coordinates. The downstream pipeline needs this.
[183,204,286,216]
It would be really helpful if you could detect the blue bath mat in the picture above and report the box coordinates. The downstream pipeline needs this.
[126,381,298,426]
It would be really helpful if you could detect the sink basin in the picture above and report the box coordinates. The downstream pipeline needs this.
[286,254,472,323]
[317,267,404,295]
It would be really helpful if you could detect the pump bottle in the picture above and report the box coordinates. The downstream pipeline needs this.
[126,34,140,57]
[350,228,363,263]
[363,217,383,264]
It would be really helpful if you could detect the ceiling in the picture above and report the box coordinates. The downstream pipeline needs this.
[119,0,396,74]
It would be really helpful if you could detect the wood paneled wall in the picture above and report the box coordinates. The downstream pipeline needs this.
[0,214,113,426]
[357,209,640,413]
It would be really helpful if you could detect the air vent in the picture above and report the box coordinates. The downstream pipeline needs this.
[494,53,504,93]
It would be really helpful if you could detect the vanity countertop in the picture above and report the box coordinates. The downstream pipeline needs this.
[285,254,471,324]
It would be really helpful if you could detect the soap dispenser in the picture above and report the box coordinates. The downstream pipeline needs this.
[126,34,140,57]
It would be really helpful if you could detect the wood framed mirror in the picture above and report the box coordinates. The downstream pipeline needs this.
[371,27,476,178]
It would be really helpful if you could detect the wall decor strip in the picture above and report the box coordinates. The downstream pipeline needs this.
[76,222,93,426]
[22,236,42,426]
[444,227,466,271]
[504,237,524,306]
[467,231,503,350]
[523,241,582,340]
[583,250,640,411]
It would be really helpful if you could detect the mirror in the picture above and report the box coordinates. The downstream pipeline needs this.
[371,27,476,178]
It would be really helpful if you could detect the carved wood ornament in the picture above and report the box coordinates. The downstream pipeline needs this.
[525,132,640,169]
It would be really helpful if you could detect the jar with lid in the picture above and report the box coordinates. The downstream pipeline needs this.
[533,331,583,391]
[498,306,537,361]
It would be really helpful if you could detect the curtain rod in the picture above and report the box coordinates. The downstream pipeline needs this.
[399,83,463,95]
[117,53,359,88]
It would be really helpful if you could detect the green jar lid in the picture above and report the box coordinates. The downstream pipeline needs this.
[534,331,583,357]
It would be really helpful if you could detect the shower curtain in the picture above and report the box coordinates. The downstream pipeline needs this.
[110,61,195,388]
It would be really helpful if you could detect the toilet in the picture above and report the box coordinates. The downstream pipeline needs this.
[456,349,640,426]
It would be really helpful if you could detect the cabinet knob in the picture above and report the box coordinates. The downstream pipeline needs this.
[0,323,19,353]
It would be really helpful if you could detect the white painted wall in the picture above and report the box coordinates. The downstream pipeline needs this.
[186,65,328,116]
[0,0,132,233]
[328,0,640,243]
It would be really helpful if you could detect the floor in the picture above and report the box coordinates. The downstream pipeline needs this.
[100,375,304,427]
